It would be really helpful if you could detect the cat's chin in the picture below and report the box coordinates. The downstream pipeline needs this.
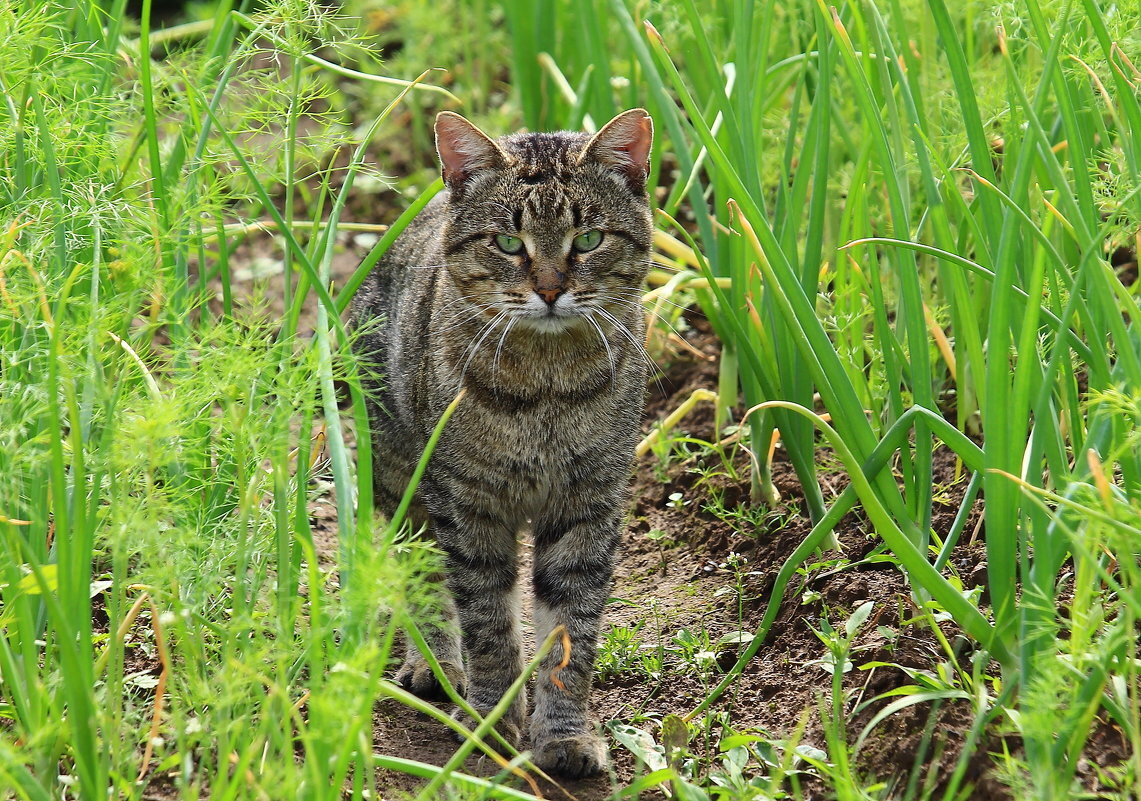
[515,314,581,334]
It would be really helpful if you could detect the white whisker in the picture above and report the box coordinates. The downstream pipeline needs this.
[586,313,617,390]
[592,306,659,377]
[605,289,693,314]
[492,317,517,381]
[457,310,509,390]
[432,302,499,336]
[593,296,687,340]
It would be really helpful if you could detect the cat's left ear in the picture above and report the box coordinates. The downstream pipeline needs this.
[581,108,654,192]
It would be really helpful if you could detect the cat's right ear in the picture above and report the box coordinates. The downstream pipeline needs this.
[435,112,507,191]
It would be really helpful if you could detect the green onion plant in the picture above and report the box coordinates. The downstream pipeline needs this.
[508,0,1141,793]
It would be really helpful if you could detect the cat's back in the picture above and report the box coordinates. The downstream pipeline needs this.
[386,192,449,270]
[349,191,453,407]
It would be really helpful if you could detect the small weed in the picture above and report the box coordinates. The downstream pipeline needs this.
[645,527,676,547]
[597,622,647,681]
[703,486,803,539]
[666,628,723,688]
[712,551,762,627]
[611,712,823,800]
[873,625,900,658]
[600,601,668,686]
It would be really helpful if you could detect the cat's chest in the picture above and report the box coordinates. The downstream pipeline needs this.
[418,312,643,514]
[450,383,626,464]
[428,325,627,450]
[453,387,616,460]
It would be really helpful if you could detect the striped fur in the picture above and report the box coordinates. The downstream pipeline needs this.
[351,110,653,777]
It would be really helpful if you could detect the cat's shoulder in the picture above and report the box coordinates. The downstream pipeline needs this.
[400,190,450,246]
[376,190,450,270]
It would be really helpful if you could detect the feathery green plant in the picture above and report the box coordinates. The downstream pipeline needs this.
[0,2,528,798]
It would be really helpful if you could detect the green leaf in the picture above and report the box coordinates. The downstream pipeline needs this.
[16,565,57,596]
[607,722,667,772]
[844,601,875,640]
[661,714,690,758]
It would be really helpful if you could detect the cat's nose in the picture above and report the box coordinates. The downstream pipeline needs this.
[536,287,564,305]
[533,265,566,306]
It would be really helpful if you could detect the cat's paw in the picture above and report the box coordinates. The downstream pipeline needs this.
[394,656,466,700]
[531,732,608,778]
[451,708,523,754]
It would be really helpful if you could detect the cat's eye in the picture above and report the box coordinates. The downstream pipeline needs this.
[572,229,603,253]
[494,234,525,254]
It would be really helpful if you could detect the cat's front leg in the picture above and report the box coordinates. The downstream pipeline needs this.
[436,511,527,746]
[394,578,466,700]
[530,510,620,778]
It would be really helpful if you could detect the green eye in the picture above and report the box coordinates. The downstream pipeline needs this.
[494,234,525,254]
[572,229,603,252]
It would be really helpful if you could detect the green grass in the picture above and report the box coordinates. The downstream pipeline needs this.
[3,0,1141,798]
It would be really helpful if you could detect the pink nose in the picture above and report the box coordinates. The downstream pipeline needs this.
[537,287,563,305]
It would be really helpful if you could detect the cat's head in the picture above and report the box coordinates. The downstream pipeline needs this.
[434,109,653,334]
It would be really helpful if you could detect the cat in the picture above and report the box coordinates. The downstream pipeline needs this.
[350,108,653,778]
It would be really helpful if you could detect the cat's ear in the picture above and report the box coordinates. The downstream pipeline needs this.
[435,112,507,190]
[581,108,654,191]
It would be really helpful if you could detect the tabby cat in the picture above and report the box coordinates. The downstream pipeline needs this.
[351,108,653,777]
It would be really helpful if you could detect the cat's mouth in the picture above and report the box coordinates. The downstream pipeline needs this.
[510,290,583,333]
[516,305,582,333]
